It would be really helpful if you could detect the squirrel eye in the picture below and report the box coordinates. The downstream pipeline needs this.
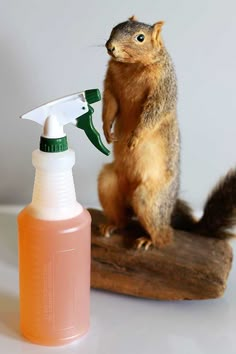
[136,34,145,42]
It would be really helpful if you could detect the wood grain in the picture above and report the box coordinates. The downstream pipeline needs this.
[89,209,233,300]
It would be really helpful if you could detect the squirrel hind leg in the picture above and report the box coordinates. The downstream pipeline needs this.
[134,227,173,251]
[132,182,175,249]
[98,163,130,236]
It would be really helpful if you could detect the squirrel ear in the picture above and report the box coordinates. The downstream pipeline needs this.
[152,21,165,47]
[129,15,138,22]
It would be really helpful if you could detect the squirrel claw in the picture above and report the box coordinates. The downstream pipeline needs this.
[107,133,118,144]
[135,237,153,251]
[99,224,118,238]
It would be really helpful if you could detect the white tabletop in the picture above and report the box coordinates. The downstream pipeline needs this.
[0,205,235,354]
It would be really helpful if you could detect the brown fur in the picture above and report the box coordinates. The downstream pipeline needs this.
[98,17,236,248]
[99,17,179,248]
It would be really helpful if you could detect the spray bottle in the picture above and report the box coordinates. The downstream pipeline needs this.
[18,89,109,346]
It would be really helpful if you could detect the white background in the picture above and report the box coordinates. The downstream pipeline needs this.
[0,3,235,353]
[0,0,235,210]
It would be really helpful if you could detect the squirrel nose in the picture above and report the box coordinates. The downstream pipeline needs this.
[108,47,115,53]
[106,41,116,54]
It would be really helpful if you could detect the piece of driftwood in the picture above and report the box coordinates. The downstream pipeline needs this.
[89,209,233,300]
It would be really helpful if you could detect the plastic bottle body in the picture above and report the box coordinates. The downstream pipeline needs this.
[18,149,91,346]
[18,207,91,346]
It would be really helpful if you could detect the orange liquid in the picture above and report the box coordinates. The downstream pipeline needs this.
[18,207,91,346]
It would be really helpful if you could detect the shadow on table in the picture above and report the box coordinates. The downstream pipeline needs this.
[0,213,18,267]
[0,291,22,341]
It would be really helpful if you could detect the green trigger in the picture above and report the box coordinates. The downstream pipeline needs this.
[76,105,110,156]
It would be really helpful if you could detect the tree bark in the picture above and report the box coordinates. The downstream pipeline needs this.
[89,209,233,300]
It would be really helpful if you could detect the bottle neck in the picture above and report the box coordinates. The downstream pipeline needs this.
[29,149,83,220]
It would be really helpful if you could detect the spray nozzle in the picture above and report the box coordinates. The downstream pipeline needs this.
[21,89,110,156]
[84,89,101,104]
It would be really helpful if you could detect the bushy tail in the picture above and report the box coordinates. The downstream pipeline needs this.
[171,169,236,238]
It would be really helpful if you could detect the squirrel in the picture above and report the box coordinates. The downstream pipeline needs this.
[98,16,236,250]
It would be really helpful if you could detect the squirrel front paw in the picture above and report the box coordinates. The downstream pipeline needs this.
[103,124,118,144]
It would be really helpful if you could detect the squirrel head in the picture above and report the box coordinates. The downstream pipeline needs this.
[106,17,165,65]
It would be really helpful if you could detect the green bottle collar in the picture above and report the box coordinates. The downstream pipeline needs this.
[40,136,68,153]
